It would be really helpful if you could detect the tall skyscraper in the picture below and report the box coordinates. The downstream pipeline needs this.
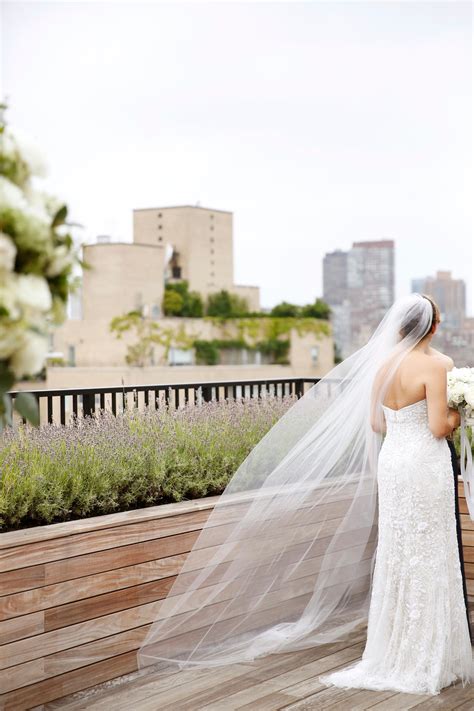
[411,271,466,328]
[348,240,395,350]
[323,240,395,357]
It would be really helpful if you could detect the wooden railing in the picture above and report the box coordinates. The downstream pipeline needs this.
[7,377,321,426]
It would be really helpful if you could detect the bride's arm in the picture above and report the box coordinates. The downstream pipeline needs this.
[425,360,460,438]
[370,373,386,434]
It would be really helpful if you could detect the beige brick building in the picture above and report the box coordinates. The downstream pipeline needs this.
[133,205,260,310]
[45,205,333,388]
[82,242,165,321]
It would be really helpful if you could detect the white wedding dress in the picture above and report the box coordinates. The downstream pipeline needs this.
[319,398,473,696]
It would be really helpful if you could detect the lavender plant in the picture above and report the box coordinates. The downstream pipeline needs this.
[0,395,295,531]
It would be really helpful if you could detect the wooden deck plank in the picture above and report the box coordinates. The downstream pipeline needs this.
[152,639,367,710]
[0,651,137,711]
[33,639,473,711]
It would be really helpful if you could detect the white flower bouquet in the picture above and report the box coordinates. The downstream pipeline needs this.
[0,103,83,429]
[447,367,474,425]
[447,367,474,519]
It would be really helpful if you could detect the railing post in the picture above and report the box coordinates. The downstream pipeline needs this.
[295,379,305,399]
[82,392,95,418]
[201,385,213,403]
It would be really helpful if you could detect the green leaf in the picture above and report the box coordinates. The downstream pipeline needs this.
[13,392,40,426]
[52,205,68,228]
[0,365,15,392]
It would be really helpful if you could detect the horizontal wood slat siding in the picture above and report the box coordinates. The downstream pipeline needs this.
[1,483,473,709]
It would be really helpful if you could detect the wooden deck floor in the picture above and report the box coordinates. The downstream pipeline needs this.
[44,626,474,711]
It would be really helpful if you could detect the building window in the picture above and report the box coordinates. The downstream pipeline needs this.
[311,346,319,365]
[158,224,162,229]
[210,214,214,219]
[135,291,143,312]
[210,271,215,277]
[68,345,76,366]
[158,212,162,218]
[210,225,214,231]
[210,237,214,243]
[158,236,163,242]
[168,347,194,366]
[151,304,160,318]
[210,248,214,254]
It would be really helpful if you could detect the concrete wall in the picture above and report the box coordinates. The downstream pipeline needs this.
[47,315,334,389]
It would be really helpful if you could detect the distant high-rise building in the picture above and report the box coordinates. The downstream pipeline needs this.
[323,250,348,306]
[411,271,466,328]
[411,270,468,364]
[323,240,395,358]
[348,240,395,350]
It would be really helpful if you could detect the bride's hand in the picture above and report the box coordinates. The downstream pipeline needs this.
[447,408,461,431]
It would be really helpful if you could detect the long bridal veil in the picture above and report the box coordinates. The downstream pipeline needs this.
[137,294,435,670]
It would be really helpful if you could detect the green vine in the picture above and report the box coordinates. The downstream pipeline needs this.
[110,314,330,368]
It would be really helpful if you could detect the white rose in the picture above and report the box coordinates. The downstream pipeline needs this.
[464,386,474,410]
[46,244,73,277]
[0,232,17,272]
[15,274,52,313]
[10,330,48,379]
[0,322,25,359]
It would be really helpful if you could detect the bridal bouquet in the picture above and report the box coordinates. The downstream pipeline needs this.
[448,367,474,519]
[447,367,474,424]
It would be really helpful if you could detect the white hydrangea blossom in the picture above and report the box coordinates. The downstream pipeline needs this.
[10,330,49,379]
[46,244,74,277]
[15,274,53,313]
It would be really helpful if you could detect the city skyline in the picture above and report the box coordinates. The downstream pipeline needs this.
[2,1,472,312]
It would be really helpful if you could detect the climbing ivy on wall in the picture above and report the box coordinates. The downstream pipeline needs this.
[110,313,330,368]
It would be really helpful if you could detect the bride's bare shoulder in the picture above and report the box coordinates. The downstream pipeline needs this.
[429,346,454,371]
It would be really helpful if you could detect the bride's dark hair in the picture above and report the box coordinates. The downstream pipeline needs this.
[399,293,439,339]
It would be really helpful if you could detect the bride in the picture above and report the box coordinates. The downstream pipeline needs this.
[138,293,473,697]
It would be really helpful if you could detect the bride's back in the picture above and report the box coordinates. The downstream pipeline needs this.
[381,350,430,411]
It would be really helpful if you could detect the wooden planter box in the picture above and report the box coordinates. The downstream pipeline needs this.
[0,484,473,710]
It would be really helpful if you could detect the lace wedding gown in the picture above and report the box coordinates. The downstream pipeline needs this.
[319,398,473,696]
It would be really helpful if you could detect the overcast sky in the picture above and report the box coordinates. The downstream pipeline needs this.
[1,1,472,312]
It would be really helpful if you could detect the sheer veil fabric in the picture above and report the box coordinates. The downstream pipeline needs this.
[137,294,441,671]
